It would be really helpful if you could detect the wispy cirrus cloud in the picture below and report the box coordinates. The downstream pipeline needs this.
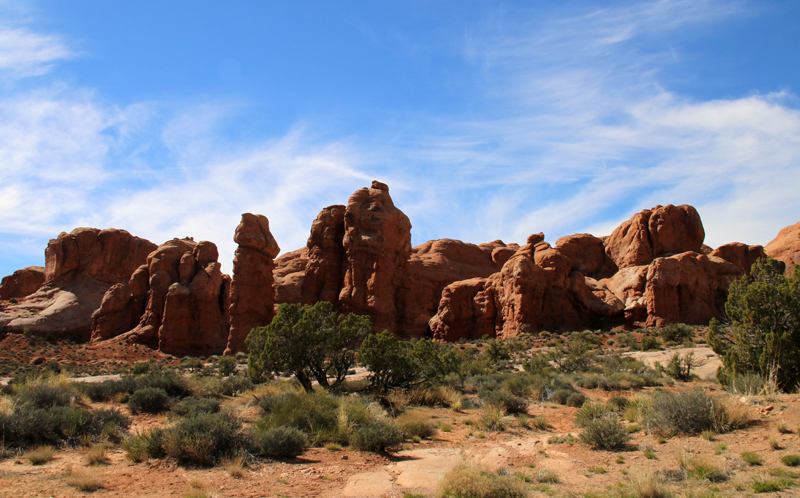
[0,27,70,77]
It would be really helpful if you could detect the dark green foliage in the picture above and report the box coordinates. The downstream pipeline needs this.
[659,323,693,344]
[15,385,75,408]
[606,396,629,412]
[0,405,130,449]
[782,455,800,467]
[548,331,599,373]
[247,302,370,391]
[77,371,190,402]
[566,392,587,407]
[708,258,800,390]
[640,335,660,351]
[43,360,61,374]
[170,397,221,418]
[250,426,307,459]
[162,411,243,466]
[579,416,629,450]
[128,388,170,414]
[218,356,236,377]
[359,330,460,391]
[218,376,253,396]
[501,372,542,397]
[575,402,609,427]
[665,351,697,381]
[179,357,204,372]
[549,389,573,405]
[131,361,152,375]
[480,390,529,414]
[351,421,404,453]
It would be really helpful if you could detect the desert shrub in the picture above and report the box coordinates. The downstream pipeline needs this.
[685,459,728,482]
[128,388,170,414]
[782,455,800,467]
[77,371,189,402]
[84,444,108,466]
[351,420,404,453]
[15,384,75,408]
[480,390,528,414]
[397,410,437,439]
[529,415,550,431]
[575,402,608,427]
[131,361,152,375]
[642,389,743,436]
[249,426,307,459]
[664,351,697,381]
[136,371,190,397]
[257,391,343,444]
[121,429,165,462]
[436,461,528,498]
[218,356,236,377]
[607,396,629,412]
[728,372,768,396]
[741,452,762,466]
[502,372,543,397]
[640,335,660,351]
[565,392,586,407]
[580,416,629,450]
[66,466,104,492]
[548,389,572,405]
[479,403,507,432]
[659,323,693,344]
[170,397,221,418]
[0,405,129,449]
[219,376,253,396]
[162,411,243,466]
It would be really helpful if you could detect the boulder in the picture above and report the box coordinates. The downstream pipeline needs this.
[555,233,617,278]
[765,221,800,276]
[604,205,704,269]
[0,228,156,340]
[226,213,280,355]
[99,238,230,356]
[709,242,768,274]
[428,277,497,342]
[338,181,412,334]
[0,266,46,300]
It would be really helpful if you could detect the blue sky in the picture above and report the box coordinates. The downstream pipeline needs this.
[1,0,799,278]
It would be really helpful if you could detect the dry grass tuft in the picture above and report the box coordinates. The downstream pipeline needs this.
[437,461,528,498]
[65,465,104,492]
[84,444,108,466]
[629,470,671,498]
[222,454,247,478]
[25,445,54,465]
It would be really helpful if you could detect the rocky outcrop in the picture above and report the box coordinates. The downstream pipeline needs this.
[0,228,156,340]
[0,266,46,300]
[396,239,515,338]
[555,233,617,278]
[604,205,704,269]
[301,205,346,305]
[765,221,800,276]
[338,181,412,334]
[273,248,309,305]
[95,238,230,356]
[225,214,280,355]
[709,242,768,275]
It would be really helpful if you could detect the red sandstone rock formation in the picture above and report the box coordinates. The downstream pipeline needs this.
[0,266,46,300]
[765,221,800,276]
[396,238,514,338]
[301,205,346,305]
[226,213,280,355]
[0,228,156,339]
[709,242,768,275]
[604,205,704,269]
[555,233,618,278]
[273,248,309,305]
[95,238,230,356]
[339,181,412,334]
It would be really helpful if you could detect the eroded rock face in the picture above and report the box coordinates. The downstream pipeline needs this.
[0,266,46,300]
[95,238,230,356]
[709,242,767,275]
[226,213,280,355]
[273,248,309,305]
[605,205,704,269]
[301,205,346,305]
[555,233,617,278]
[396,238,512,338]
[338,181,412,334]
[765,221,800,276]
[0,228,156,340]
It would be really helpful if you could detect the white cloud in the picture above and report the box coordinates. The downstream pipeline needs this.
[0,27,70,77]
